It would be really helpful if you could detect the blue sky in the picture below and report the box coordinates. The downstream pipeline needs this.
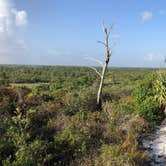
[0,0,166,67]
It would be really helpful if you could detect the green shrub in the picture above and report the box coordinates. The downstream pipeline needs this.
[95,145,128,166]
[134,72,165,124]
[136,97,164,122]
[62,88,97,115]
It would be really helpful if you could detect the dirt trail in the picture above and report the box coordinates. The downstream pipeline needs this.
[143,121,166,165]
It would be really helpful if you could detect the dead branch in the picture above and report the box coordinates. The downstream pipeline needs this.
[97,40,107,47]
[84,56,103,66]
[89,66,101,78]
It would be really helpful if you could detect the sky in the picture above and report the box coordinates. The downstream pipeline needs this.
[0,0,166,67]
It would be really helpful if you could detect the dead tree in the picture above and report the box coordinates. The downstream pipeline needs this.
[97,22,113,109]
[86,21,113,109]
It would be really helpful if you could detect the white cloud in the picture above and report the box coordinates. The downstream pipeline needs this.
[144,52,165,62]
[13,10,28,27]
[0,0,28,64]
[141,11,153,22]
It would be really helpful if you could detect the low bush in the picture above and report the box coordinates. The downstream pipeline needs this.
[134,72,165,124]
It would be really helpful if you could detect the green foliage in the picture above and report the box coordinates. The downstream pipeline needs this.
[62,88,98,115]
[0,66,160,165]
[95,115,148,166]
[95,145,129,166]
[11,140,49,166]
[0,72,9,86]
[134,72,165,123]
[153,70,166,107]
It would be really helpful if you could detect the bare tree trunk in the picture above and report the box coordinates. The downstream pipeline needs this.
[97,61,109,107]
[86,22,113,110]
[97,27,111,109]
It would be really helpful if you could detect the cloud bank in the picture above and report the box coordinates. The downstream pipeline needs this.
[0,0,28,64]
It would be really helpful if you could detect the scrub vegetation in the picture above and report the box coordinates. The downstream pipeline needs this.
[0,65,165,166]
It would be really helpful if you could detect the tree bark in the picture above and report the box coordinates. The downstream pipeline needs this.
[97,28,111,109]
[97,63,108,109]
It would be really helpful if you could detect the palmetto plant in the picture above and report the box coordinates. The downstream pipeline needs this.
[153,70,166,113]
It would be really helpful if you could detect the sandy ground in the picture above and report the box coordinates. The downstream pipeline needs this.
[152,124,166,157]
[143,121,166,165]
